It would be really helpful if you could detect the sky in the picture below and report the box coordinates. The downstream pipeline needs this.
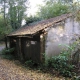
[27,0,44,16]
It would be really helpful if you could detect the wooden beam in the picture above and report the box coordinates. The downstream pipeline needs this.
[19,37,23,61]
[5,36,8,49]
[40,34,45,63]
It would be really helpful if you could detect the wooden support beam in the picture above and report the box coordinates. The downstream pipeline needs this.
[40,34,45,63]
[9,37,11,48]
[19,37,23,61]
[5,36,8,49]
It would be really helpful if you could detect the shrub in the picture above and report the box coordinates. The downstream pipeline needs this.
[25,60,39,68]
[0,48,15,60]
[47,55,75,77]
[76,10,80,21]
[45,43,79,77]
[25,16,41,25]
[25,60,33,67]
[73,76,80,80]
[1,48,15,54]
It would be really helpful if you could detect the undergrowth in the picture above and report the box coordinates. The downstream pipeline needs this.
[0,48,15,60]
[46,55,75,77]
[25,41,80,78]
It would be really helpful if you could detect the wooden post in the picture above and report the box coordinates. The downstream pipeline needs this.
[19,37,23,61]
[5,36,8,49]
[9,37,11,48]
[40,34,45,63]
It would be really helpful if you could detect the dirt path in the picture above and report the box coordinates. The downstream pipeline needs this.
[0,44,70,80]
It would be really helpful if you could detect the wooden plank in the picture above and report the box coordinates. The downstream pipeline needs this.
[31,40,40,62]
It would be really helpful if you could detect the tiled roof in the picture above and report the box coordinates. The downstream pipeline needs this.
[8,13,72,36]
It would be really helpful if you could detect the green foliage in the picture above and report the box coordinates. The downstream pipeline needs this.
[0,15,12,40]
[0,0,29,30]
[46,55,75,77]
[25,60,33,67]
[45,43,78,77]
[76,10,80,21]
[44,0,73,4]
[25,60,39,68]
[1,48,15,54]
[0,48,15,60]
[37,0,80,20]
[37,2,69,19]
[73,76,80,80]
[25,16,41,25]
[8,0,28,30]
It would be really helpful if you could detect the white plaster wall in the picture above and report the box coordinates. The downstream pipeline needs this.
[45,18,80,59]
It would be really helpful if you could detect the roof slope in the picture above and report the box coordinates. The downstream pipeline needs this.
[8,13,72,37]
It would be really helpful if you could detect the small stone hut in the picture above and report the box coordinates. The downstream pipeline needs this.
[7,14,72,63]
